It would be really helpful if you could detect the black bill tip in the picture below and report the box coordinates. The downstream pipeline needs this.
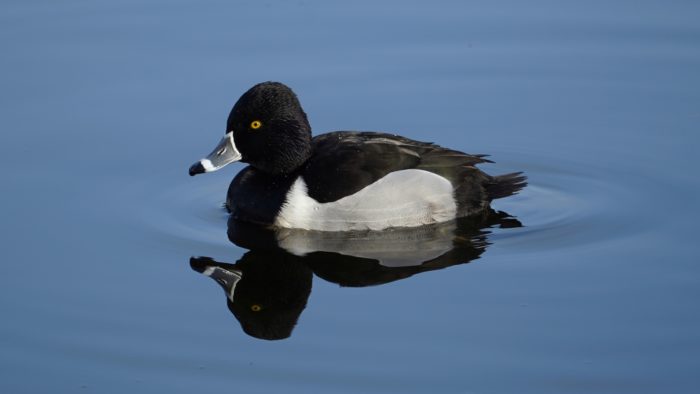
[189,162,205,176]
[190,256,216,272]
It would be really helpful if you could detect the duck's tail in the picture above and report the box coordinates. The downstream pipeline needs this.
[486,172,527,200]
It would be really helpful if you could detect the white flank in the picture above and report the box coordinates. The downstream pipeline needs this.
[274,169,457,231]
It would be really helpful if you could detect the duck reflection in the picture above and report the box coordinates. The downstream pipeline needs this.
[190,209,521,340]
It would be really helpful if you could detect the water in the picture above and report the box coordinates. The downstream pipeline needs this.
[2,1,699,392]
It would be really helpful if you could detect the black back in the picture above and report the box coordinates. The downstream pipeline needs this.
[301,132,495,213]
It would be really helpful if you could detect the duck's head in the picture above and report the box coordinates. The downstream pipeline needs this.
[189,82,312,176]
[190,252,313,341]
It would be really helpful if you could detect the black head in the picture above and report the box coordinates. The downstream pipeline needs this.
[189,82,312,176]
[228,82,312,174]
[190,252,313,341]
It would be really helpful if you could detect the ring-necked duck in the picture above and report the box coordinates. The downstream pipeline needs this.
[189,82,526,231]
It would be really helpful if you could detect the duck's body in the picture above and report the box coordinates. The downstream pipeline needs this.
[227,131,524,231]
[190,82,526,231]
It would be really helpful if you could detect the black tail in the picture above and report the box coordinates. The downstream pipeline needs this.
[486,172,527,200]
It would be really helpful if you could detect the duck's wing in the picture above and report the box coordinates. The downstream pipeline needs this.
[302,131,492,203]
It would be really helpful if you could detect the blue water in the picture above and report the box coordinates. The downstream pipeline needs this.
[2,1,699,393]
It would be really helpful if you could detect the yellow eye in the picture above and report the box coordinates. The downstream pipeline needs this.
[250,304,262,312]
[250,120,262,130]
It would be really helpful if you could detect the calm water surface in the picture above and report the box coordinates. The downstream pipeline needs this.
[2,1,699,393]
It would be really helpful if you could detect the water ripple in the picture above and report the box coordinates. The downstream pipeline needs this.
[132,147,662,259]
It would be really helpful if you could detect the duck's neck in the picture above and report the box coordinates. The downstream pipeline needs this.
[252,128,312,175]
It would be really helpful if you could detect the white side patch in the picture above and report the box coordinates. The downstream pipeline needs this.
[274,169,457,231]
[276,221,457,267]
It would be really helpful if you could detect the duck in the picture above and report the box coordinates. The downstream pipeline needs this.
[189,81,526,231]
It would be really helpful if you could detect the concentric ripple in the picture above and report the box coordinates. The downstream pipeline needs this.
[487,149,663,254]
[131,147,663,258]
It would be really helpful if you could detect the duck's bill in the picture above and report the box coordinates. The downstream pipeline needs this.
[189,131,242,176]
[190,257,243,302]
